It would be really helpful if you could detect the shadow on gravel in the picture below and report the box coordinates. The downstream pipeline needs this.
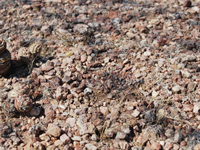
[7,62,30,78]
[181,40,200,52]
[188,131,200,150]
[4,55,50,79]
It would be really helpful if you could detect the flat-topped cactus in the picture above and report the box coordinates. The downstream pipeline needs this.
[17,42,42,70]
[29,42,42,57]
[0,39,6,54]
[14,95,33,113]
[0,39,11,75]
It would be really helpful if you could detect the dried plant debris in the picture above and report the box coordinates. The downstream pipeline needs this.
[181,40,200,51]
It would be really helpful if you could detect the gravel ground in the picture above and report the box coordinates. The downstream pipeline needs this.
[0,0,200,149]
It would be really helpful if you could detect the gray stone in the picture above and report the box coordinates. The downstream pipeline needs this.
[174,130,183,143]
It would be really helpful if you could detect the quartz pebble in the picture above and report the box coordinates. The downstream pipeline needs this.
[85,143,97,150]
[132,109,140,117]
[194,143,200,150]
[46,124,61,138]
[115,131,127,140]
[172,85,182,93]
[193,103,200,114]
[60,134,70,144]
[151,141,162,150]
[66,118,76,127]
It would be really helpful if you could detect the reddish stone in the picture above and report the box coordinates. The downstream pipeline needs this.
[183,0,192,7]
[44,104,55,119]
[49,77,62,89]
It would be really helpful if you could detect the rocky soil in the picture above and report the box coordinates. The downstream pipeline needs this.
[0,0,200,149]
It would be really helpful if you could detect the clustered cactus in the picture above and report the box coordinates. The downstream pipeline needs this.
[0,39,11,75]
